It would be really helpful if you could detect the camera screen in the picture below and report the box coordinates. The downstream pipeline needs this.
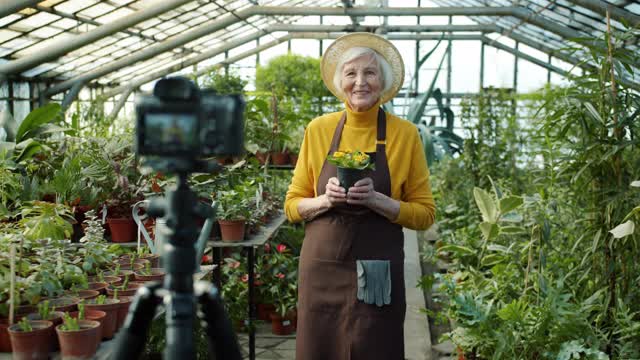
[143,113,198,152]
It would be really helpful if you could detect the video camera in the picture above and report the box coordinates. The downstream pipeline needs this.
[135,76,245,173]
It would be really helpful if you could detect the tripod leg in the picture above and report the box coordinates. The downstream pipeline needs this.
[112,282,162,359]
[195,281,243,360]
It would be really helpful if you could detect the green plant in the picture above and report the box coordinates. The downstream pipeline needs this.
[37,300,53,320]
[220,256,249,325]
[216,189,251,221]
[77,302,85,320]
[60,313,80,331]
[95,295,107,305]
[327,150,375,170]
[18,318,32,332]
[264,244,298,317]
[197,68,247,95]
[19,201,75,240]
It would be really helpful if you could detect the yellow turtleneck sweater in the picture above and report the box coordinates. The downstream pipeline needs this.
[284,103,436,230]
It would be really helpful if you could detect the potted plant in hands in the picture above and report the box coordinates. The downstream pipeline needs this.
[55,313,100,360]
[327,150,375,192]
[216,190,251,242]
[7,317,54,360]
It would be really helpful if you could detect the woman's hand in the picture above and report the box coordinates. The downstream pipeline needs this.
[346,177,377,207]
[324,177,347,207]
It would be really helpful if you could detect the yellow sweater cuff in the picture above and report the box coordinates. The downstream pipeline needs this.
[285,198,305,223]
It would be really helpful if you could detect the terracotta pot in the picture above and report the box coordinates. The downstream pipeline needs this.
[257,303,275,321]
[8,320,54,360]
[87,281,109,294]
[0,318,12,352]
[255,151,267,165]
[269,311,296,336]
[64,289,100,300]
[218,219,245,242]
[44,297,81,313]
[134,269,165,282]
[106,282,145,297]
[140,254,161,268]
[69,310,106,341]
[25,311,65,327]
[117,262,145,271]
[107,217,136,243]
[87,275,122,286]
[56,320,101,360]
[114,296,133,330]
[15,304,37,316]
[270,151,290,165]
[289,153,299,165]
[104,269,134,282]
[84,298,120,340]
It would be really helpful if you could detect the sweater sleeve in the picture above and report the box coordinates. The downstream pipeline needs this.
[284,125,316,223]
[392,127,436,230]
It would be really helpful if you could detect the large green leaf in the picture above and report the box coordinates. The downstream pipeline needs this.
[499,196,523,215]
[15,103,61,142]
[14,139,43,163]
[474,187,498,223]
[479,222,499,241]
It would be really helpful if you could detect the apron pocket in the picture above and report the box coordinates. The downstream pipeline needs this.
[299,259,354,314]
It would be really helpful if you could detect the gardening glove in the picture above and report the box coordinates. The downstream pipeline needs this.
[356,260,391,307]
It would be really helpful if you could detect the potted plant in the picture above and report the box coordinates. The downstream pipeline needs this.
[106,277,144,297]
[69,302,106,340]
[134,262,165,282]
[55,313,100,360]
[7,318,54,360]
[216,189,251,242]
[265,244,298,335]
[220,258,249,332]
[25,300,64,327]
[84,295,120,339]
[327,150,375,192]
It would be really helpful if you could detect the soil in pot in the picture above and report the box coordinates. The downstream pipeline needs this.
[88,275,123,286]
[64,289,100,300]
[269,312,296,336]
[134,268,165,282]
[218,219,245,242]
[56,320,101,360]
[84,298,120,340]
[43,297,80,313]
[140,254,160,268]
[8,320,54,360]
[107,217,136,243]
[104,269,134,282]
[106,282,144,297]
[87,281,109,294]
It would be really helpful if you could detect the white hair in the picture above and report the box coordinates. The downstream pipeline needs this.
[332,47,394,100]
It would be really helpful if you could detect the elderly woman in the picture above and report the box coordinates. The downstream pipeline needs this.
[284,33,436,360]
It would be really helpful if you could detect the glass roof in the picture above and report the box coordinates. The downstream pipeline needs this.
[0,0,638,93]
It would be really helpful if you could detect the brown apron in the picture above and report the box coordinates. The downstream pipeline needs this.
[296,109,406,360]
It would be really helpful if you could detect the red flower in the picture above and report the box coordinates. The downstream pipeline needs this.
[201,255,212,264]
[255,280,264,286]
[276,273,285,279]
[241,274,249,282]
[276,244,287,253]
[264,243,271,253]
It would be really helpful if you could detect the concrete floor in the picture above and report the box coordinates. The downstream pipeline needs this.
[239,228,432,360]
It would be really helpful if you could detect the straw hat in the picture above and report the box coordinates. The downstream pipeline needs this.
[321,32,405,104]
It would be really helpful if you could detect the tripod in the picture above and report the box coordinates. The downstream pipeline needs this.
[112,172,242,360]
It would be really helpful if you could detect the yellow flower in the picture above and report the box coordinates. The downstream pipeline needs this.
[353,154,368,163]
[332,151,345,158]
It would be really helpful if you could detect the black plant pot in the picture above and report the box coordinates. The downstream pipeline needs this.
[337,167,366,192]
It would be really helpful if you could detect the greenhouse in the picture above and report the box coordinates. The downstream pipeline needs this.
[0,0,639,359]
